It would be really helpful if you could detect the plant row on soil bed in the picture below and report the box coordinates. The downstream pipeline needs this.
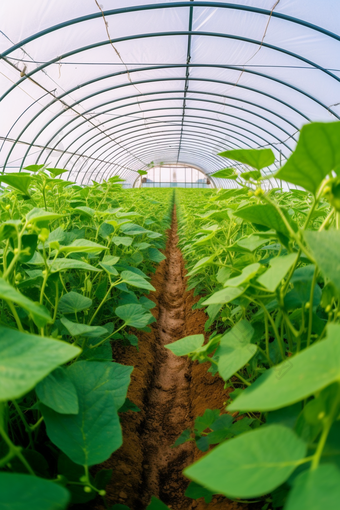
[164,121,340,510]
[0,167,174,509]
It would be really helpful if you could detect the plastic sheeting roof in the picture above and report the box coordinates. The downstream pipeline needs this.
[1,1,340,187]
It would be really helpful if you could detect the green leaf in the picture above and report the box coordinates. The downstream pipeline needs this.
[240,170,262,181]
[257,253,298,292]
[285,464,340,510]
[59,239,108,254]
[275,122,340,194]
[26,207,63,224]
[203,286,244,305]
[185,481,214,504]
[217,320,257,381]
[173,428,191,447]
[115,304,153,328]
[195,409,220,434]
[218,148,275,170]
[235,203,297,237]
[305,230,340,295]
[0,173,32,195]
[147,496,170,510]
[0,326,80,401]
[138,170,148,175]
[41,361,124,466]
[236,235,271,252]
[48,258,102,273]
[165,334,204,356]
[36,367,78,414]
[0,278,52,327]
[0,473,70,510]
[99,262,118,276]
[211,168,238,179]
[58,292,92,314]
[224,263,261,287]
[61,317,107,338]
[228,323,340,412]
[184,425,306,498]
[46,168,68,177]
[147,247,166,263]
[121,270,155,291]
[24,164,45,172]
[112,236,133,247]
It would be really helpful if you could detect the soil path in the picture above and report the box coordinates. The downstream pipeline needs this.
[94,207,246,510]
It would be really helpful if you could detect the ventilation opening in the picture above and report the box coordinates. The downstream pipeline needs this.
[135,164,213,188]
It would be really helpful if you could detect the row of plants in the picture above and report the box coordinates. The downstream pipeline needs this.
[164,122,340,509]
[0,166,174,509]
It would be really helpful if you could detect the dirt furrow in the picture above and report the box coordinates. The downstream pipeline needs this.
[93,206,246,510]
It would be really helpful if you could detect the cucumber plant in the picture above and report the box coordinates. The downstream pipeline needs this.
[0,167,173,509]
[170,121,340,509]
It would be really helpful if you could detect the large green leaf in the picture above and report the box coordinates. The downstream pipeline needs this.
[203,286,244,305]
[217,320,257,381]
[257,253,298,292]
[115,304,153,328]
[236,235,271,252]
[146,497,170,510]
[285,464,340,510]
[165,335,204,356]
[211,168,238,179]
[0,173,32,195]
[46,168,68,178]
[48,258,102,273]
[61,317,107,338]
[112,236,133,247]
[305,230,340,295]
[59,239,108,254]
[121,270,155,291]
[36,367,78,414]
[0,278,52,327]
[275,122,340,194]
[0,326,80,401]
[58,292,92,314]
[184,425,306,498]
[234,203,297,237]
[218,148,275,170]
[0,473,70,510]
[26,207,63,224]
[228,323,340,412]
[224,263,261,288]
[41,361,125,466]
[73,206,95,217]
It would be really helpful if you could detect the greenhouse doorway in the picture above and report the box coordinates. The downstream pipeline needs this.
[134,164,214,188]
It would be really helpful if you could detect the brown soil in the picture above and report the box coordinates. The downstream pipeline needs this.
[93,208,248,510]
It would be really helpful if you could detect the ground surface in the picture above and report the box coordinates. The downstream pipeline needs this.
[93,209,248,510]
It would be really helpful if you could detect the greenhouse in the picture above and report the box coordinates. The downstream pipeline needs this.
[1,1,340,509]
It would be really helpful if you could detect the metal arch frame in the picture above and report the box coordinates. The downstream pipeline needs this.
[2,36,338,162]
[56,98,298,180]
[101,148,226,186]
[2,30,340,104]
[71,110,285,185]
[132,161,218,188]
[82,135,242,185]
[65,118,275,182]
[4,61,332,173]
[87,134,279,185]
[67,103,292,179]
[3,29,340,172]
[74,118,284,185]
[80,131,253,185]
[42,86,303,170]
[2,2,340,59]
[32,61,332,167]
[2,4,340,181]
[74,117,275,185]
